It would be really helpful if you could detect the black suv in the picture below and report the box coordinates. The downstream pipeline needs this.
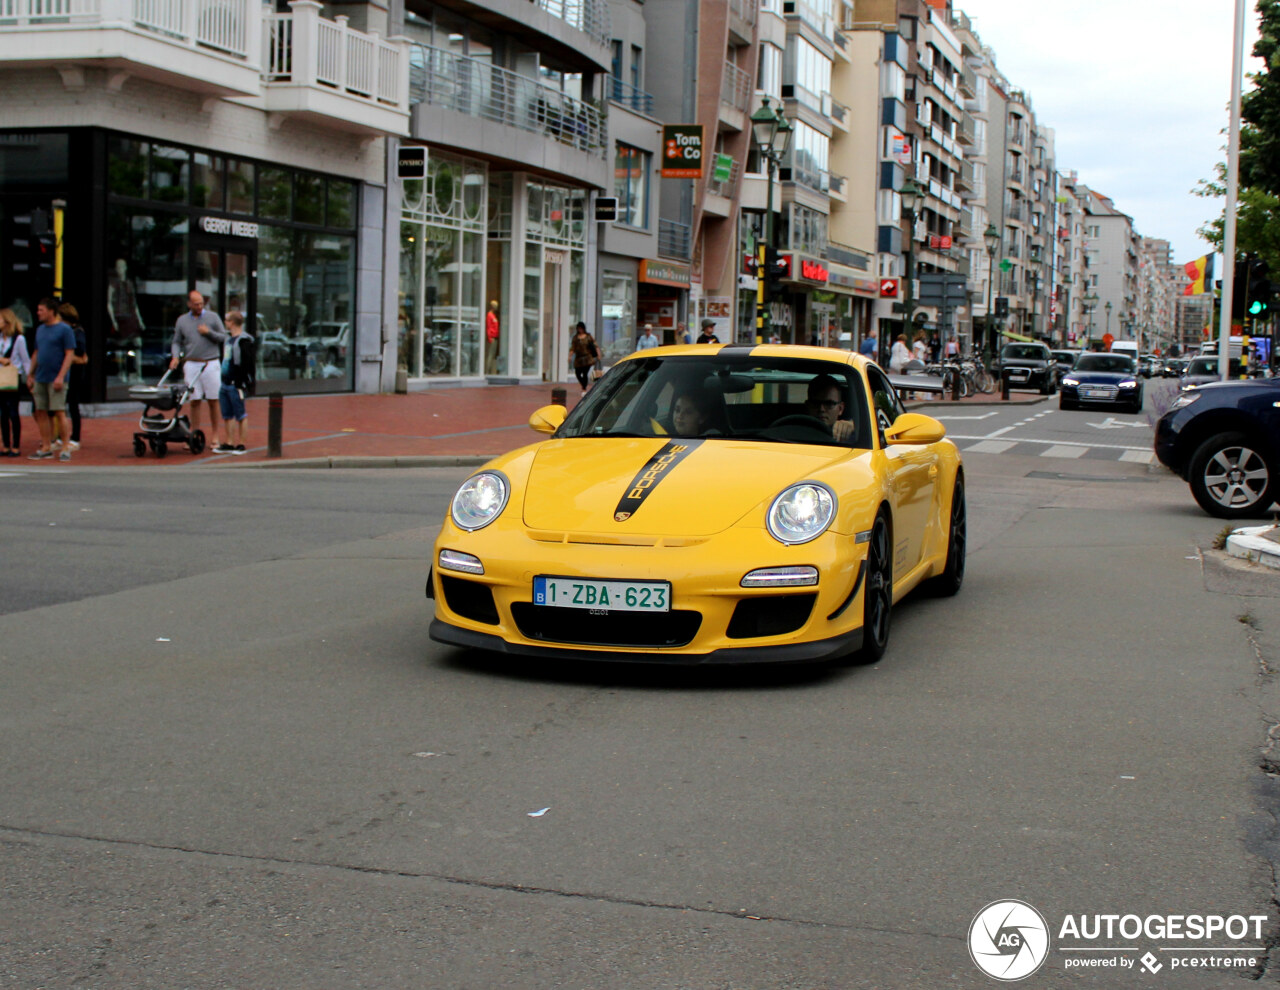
[1000,343,1057,394]
[1154,378,1280,518]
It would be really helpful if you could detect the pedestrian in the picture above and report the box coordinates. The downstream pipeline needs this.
[216,311,255,454]
[859,326,878,360]
[636,322,660,351]
[0,307,30,457]
[25,297,77,461]
[53,301,87,453]
[889,334,912,373]
[568,320,598,394]
[912,333,927,364]
[945,336,959,362]
[678,321,692,345]
[696,319,720,344]
[169,289,227,451]
[485,300,500,374]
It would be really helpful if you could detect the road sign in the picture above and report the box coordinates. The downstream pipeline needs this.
[916,273,968,305]
[879,278,899,298]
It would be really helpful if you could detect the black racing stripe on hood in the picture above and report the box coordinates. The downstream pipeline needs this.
[613,440,704,522]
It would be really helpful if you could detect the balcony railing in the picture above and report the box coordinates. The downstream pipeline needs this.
[409,43,606,156]
[535,0,610,46]
[266,6,403,108]
[608,75,654,115]
[0,0,254,58]
[658,218,691,260]
[786,162,830,194]
[729,0,757,27]
[721,59,751,112]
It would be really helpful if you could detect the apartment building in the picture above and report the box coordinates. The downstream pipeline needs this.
[399,0,611,386]
[1078,188,1140,346]
[0,0,409,401]
[1138,236,1179,354]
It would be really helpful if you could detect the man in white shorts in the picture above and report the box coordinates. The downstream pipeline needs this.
[169,289,228,451]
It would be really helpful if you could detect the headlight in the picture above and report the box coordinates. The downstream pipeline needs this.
[1119,380,1137,388]
[1062,377,1079,386]
[1180,382,1199,392]
[766,483,836,545]
[450,471,510,531]
[1170,392,1202,410]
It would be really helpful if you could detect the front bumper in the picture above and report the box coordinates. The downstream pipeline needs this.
[1002,366,1051,388]
[428,520,872,662]
[1060,383,1140,405]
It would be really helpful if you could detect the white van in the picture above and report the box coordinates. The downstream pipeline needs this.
[1109,340,1139,362]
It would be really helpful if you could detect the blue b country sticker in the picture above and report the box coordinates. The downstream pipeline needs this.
[614,440,703,522]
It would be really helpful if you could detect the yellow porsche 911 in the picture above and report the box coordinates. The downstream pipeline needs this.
[428,344,964,664]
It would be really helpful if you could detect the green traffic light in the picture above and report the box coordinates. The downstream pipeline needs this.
[1249,299,1266,315]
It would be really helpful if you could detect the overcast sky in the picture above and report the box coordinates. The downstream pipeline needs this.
[953,0,1261,264]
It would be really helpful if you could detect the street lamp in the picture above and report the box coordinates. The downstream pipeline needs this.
[1083,292,1099,344]
[898,175,927,367]
[751,97,792,341]
[983,223,1000,365]
[1104,300,1112,338]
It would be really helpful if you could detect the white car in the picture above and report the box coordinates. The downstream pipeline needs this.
[305,322,350,364]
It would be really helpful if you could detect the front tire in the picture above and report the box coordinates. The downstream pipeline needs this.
[1188,431,1276,519]
[854,512,893,663]
[926,478,966,597]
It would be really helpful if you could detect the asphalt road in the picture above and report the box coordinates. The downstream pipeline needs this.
[1,457,1278,988]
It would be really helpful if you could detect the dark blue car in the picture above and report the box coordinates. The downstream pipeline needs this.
[1154,378,1280,518]
[1059,353,1144,412]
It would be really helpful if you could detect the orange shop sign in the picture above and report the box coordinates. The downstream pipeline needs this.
[639,259,691,288]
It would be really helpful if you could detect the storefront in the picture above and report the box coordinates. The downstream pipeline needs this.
[398,151,587,383]
[0,128,364,401]
[599,259,637,366]
[636,260,689,344]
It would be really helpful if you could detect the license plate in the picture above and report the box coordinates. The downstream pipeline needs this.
[1009,370,1029,380]
[533,576,670,612]
[1081,388,1110,398]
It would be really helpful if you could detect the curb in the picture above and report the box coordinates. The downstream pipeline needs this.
[1225,525,1280,570]
[221,455,493,469]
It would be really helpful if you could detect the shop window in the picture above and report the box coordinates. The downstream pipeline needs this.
[107,136,147,199]
[227,159,255,215]
[327,179,355,229]
[0,132,69,188]
[259,166,291,221]
[192,153,224,211]
[294,173,325,225]
[150,145,189,204]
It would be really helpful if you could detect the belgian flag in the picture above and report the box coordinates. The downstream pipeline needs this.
[1183,254,1214,295]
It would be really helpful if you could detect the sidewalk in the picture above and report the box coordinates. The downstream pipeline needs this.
[13,382,1046,469]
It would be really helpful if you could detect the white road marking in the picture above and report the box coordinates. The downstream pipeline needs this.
[965,439,1017,453]
[1042,445,1087,459]
[947,434,1150,452]
[1119,449,1155,464]
[1088,417,1148,430]
[930,411,999,421]
[986,426,1015,438]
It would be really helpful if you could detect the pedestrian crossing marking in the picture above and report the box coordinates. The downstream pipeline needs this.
[1118,449,1154,464]
[1042,445,1087,459]
[965,440,1017,453]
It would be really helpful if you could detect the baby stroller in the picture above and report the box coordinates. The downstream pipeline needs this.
[129,369,207,458]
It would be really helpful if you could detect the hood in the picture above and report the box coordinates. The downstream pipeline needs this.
[521,437,853,536]
[1002,356,1051,368]
[1068,370,1136,384]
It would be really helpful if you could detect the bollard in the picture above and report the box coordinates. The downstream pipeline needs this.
[551,386,567,406]
[267,391,283,458]
[951,369,961,401]
[1001,374,1010,402]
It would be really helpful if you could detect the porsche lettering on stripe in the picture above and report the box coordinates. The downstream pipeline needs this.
[614,440,703,521]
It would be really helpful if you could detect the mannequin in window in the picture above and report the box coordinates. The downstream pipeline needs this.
[107,258,144,381]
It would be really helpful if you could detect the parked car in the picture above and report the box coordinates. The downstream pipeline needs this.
[1059,353,1143,412]
[429,345,966,665]
[1050,349,1081,380]
[1162,357,1188,378]
[1138,355,1160,378]
[1154,378,1280,518]
[999,342,1058,394]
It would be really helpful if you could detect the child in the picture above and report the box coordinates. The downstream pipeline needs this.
[216,311,255,454]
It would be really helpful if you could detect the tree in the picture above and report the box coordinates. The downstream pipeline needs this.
[1193,160,1280,274]
[1242,0,1280,194]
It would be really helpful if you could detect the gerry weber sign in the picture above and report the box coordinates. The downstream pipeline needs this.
[200,216,259,239]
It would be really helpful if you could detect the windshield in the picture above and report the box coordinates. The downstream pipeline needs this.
[1002,345,1049,360]
[1075,354,1134,373]
[1186,357,1243,376]
[556,354,872,449]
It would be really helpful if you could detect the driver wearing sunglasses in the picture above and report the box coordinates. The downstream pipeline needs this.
[804,374,857,442]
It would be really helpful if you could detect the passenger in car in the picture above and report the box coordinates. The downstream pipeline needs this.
[671,389,718,436]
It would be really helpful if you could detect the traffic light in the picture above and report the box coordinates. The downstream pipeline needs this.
[762,247,788,294]
[1247,261,1271,320]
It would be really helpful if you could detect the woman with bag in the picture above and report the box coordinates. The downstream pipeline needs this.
[568,321,598,395]
[0,308,30,457]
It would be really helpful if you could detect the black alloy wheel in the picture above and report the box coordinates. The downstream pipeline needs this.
[855,512,893,663]
[926,479,966,597]
[1188,431,1276,519]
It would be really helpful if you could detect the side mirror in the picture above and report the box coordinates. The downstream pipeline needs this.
[529,404,567,435]
[884,412,946,446]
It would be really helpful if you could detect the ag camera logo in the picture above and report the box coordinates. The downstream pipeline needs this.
[969,900,1050,981]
